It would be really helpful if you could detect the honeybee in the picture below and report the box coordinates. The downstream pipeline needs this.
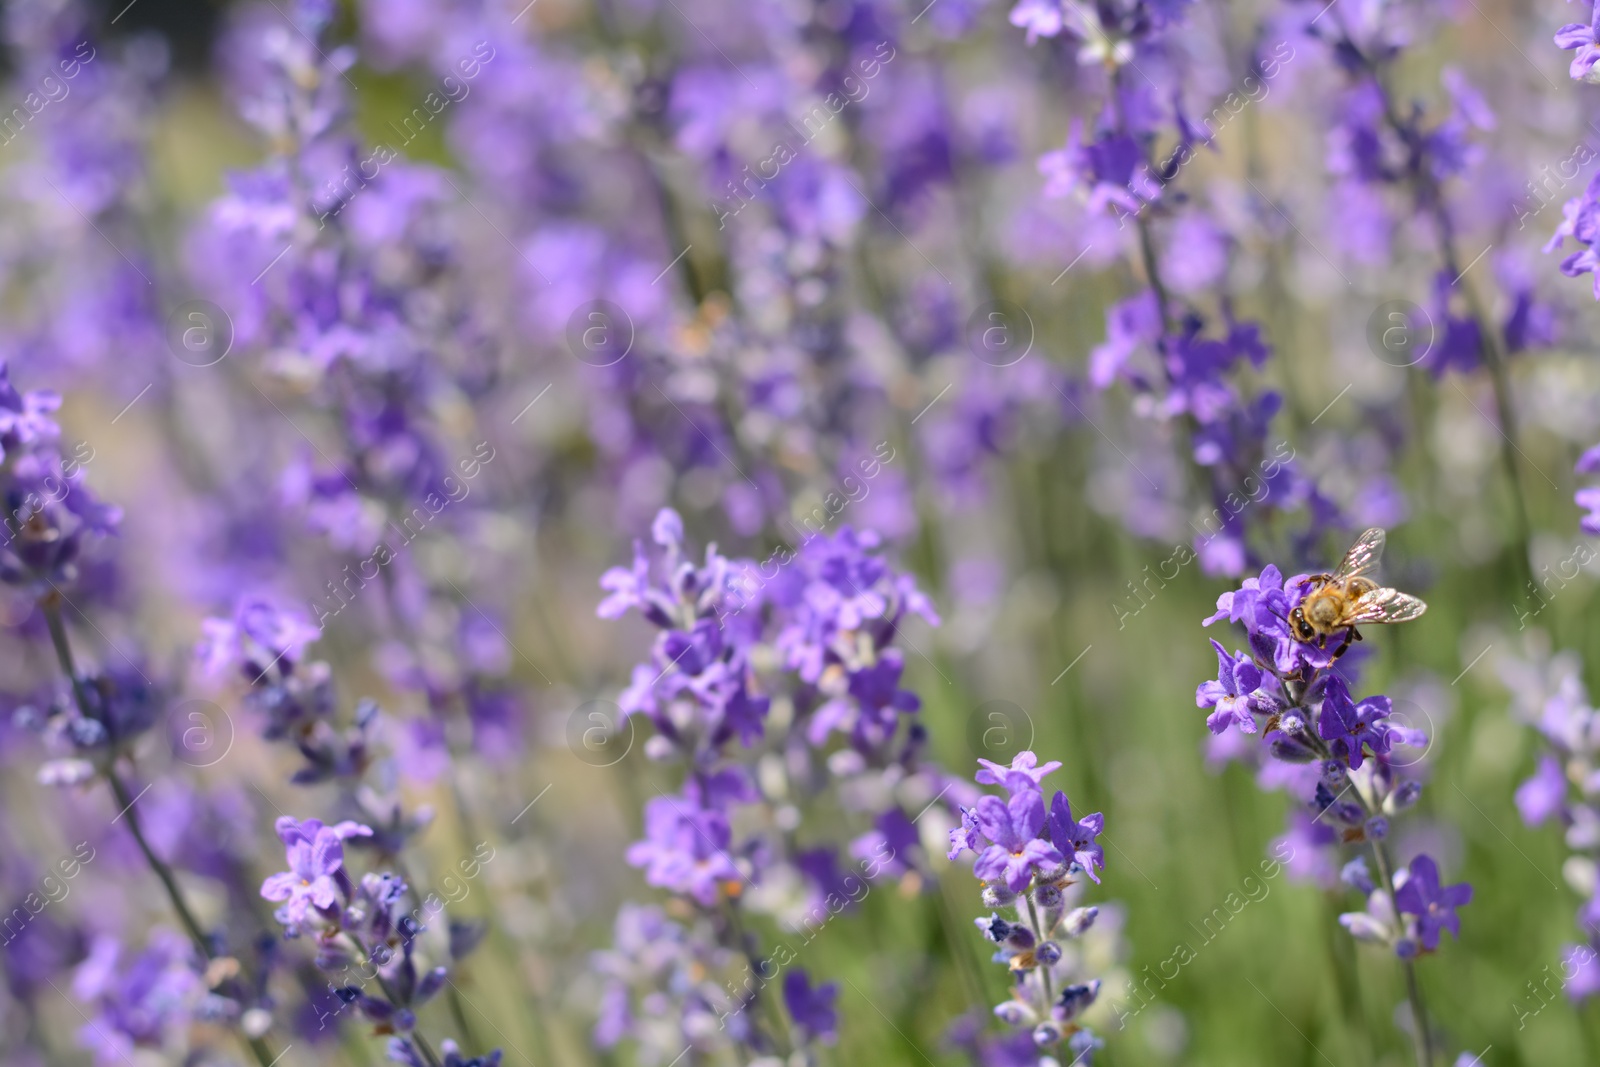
[1290,528,1427,658]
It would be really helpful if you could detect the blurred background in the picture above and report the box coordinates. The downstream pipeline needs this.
[0,0,1598,1064]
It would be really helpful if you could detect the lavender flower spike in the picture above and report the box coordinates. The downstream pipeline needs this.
[950,750,1113,1064]
[1201,535,1470,1067]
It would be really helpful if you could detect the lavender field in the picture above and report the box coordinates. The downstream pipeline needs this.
[1,0,1598,1064]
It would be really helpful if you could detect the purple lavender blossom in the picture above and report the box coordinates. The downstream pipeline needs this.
[260,817,373,931]
[971,791,1064,893]
[1196,639,1274,736]
[783,970,840,1044]
[950,751,1112,1062]
[1393,854,1473,951]
[1046,793,1106,885]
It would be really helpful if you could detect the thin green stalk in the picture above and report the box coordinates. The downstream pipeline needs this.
[1025,891,1055,1006]
[40,597,278,1067]
[1333,16,1536,598]
[347,932,446,1067]
[1284,673,1435,1067]
[1322,892,1374,1064]
[724,899,792,1057]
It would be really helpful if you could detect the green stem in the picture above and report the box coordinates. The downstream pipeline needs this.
[1025,891,1055,1007]
[1334,17,1535,598]
[1366,834,1435,1067]
[1284,674,1434,1067]
[724,899,791,1056]
[40,596,92,720]
[347,933,446,1067]
[40,597,278,1067]
[107,769,210,953]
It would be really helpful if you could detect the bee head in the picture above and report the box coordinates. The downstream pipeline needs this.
[1290,606,1315,642]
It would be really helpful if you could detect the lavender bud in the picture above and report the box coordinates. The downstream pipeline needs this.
[1320,759,1347,788]
[1036,940,1062,966]
[1006,925,1037,951]
[1340,858,1375,895]
[1054,980,1101,1023]
[1033,883,1064,910]
[1365,816,1389,840]
[993,1000,1033,1027]
[1032,1021,1063,1047]
[1270,734,1319,762]
[1339,911,1389,943]
[1063,906,1099,937]
[982,883,1016,909]
[1280,711,1305,734]
[1386,780,1422,812]
[976,914,1013,943]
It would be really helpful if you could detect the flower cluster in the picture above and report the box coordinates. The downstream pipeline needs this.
[1199,542,1470,1059]
[595,508,962,1060]
[1198,556,1466,943]
[260,816,491,1067]
[0,361,117,601]
[948,751,1108,1065]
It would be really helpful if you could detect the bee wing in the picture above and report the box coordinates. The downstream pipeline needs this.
[1348,586,1427,624]
[1334,527,1386,581]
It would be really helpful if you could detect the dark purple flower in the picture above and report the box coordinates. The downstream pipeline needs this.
[1393,854,1472,951]
[1046,792,1104,884]
[1317,678,1392,769]
[783,969,839,1043]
